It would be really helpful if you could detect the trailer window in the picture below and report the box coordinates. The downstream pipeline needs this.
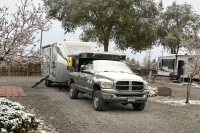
[168,60,174,69]
[162,59,168,67]
[162,59,175,69]
[56,47,64,58]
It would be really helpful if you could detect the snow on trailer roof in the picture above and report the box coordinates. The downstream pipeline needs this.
[158,54,191,58]
[42,40,99,49]
[68,52,126,60]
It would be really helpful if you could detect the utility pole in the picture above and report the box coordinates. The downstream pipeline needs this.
[161,50,165,57]
[40,30,43,50]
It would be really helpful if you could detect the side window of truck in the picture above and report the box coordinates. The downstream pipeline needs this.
[85,62,93,71]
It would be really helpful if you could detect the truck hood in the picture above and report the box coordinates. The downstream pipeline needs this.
[96,72,144,82]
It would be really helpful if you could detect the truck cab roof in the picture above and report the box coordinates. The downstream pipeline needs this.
[68,51,126,61]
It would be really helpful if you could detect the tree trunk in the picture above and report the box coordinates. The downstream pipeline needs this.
[186,75,192,103]
[104,39,109,52]
[103,25,112,52]
[174,45,179,68]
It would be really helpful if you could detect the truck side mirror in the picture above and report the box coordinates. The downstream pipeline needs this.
[80,65,86,72]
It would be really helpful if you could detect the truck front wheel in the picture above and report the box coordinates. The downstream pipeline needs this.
[132,103,146,111]
[69,83,78,99]
[92,90,104,111]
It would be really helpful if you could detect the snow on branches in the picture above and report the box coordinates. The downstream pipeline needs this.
[0,0,51,66]
[181,37,200,77]
[181,36,200,103]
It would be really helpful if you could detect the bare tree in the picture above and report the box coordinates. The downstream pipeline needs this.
[129,58,136,69]
[0,0,51,66]
[181,37,200,103]
[142,50,153,72]
[151,59,157,69]
[125,57,131,67]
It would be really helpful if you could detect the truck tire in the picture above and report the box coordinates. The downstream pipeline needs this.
[92,90,104,111]
[69,83,78,99]
[45,80,52,87]
[132,103,146,111]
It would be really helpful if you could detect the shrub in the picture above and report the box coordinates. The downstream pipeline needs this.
[0,98,40,133]
[148,86,158,97]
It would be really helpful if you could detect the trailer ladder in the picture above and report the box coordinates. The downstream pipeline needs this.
[32,75,49,88]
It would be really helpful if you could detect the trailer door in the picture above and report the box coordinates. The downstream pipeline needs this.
[49,44,57,81]
[178,60,184,75]
[41,47,51,77]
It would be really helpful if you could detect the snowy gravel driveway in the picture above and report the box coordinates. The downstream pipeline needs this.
[1,76,200,133]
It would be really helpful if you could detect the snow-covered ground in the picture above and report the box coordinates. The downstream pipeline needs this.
[181,82,200,88]
[0,98,58,133]
[150,96,200,106]
[0,83,199,133]
[148,85,200,106]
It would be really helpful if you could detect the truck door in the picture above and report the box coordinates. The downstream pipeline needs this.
[78,62,93,95]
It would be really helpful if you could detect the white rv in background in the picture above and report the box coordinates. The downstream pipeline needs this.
[157,54,200,80]
[41,40,99,86]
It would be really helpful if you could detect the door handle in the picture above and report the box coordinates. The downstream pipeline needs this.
[84,74,87,78]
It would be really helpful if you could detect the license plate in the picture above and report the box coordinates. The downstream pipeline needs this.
[127,97,135,102]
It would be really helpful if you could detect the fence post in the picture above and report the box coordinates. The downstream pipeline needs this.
[27,65,29,76]
[8,66,11,76]
[148,71,152,82]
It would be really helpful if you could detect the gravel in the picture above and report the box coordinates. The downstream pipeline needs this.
[1,76,200,133]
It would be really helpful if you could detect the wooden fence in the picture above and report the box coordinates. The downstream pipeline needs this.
[0,64,156,77]
[0,64,41,76]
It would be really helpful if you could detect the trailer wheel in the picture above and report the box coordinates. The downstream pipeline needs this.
[132,103,146,111]
[92,90,104,111]
[45,80,52,87]
[69,83,78,99]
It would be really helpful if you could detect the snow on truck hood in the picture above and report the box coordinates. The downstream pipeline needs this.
[96,72,144,82]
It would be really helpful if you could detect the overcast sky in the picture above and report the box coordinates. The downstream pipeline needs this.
[1,0,200,63]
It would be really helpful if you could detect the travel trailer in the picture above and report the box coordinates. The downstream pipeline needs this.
[41,40,99,86]
[157,54,200,80]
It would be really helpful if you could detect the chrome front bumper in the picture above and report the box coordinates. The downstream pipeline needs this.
[101,89,149,103]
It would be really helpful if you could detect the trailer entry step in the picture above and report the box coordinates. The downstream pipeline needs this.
[32,75,49,88]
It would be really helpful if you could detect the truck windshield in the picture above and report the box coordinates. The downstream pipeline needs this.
[93,60,133,74]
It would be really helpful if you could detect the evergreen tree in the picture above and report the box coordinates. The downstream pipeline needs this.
[43,0,159,52]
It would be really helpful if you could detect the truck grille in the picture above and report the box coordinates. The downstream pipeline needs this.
[132,81,143,85]
[115,81,144,91]
[116,81,129,85]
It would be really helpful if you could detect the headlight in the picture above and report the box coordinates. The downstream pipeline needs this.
[144,81,148,89]
[101,81,113,89]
